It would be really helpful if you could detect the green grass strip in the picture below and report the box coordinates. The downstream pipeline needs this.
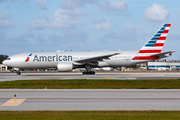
[1,79,180,89]
[0,111,180,120]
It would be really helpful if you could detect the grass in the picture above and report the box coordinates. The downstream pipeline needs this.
[0,111,180,120]
[0,79,180,89]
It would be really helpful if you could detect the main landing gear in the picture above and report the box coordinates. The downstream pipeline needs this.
[82,64,96,75]
[16,71,21,75]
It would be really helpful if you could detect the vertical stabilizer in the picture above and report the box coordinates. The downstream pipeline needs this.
[132,24,171,60]
[138,24,171,54]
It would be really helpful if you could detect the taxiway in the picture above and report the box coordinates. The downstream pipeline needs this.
[0,72,180,81]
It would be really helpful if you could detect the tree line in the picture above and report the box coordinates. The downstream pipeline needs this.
[0,54,8,64]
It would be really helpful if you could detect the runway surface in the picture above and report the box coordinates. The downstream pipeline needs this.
[0,72,180,81]
[0,89,180,111]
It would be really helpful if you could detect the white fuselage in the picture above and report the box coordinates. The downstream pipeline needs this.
[3,50,147,69]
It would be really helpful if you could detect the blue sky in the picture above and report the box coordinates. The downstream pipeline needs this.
[0,0,180,59]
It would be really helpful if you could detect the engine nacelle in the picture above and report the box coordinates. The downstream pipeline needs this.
[57,62,73,71]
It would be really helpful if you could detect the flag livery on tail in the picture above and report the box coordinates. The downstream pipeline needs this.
[132,24,171,60]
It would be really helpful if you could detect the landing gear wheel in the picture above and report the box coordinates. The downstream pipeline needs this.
[89,71,95,74]
[16,71,21,75]
[82,71,95,75]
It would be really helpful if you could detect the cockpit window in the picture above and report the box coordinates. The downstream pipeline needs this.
[6,58,10,60]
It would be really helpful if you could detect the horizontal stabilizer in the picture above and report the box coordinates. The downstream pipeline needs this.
[150,51,176,57]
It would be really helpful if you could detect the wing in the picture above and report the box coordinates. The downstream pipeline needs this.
[74,53,120,64]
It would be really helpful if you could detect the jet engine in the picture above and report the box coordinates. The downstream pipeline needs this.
[57,62,73,71]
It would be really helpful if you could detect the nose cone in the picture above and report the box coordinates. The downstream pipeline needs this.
[2,60,9,66]
[2,60,6,65]
[2,57,11,66]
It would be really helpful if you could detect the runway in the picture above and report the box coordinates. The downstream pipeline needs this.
[0,89,180,110]
[0,72,180,81]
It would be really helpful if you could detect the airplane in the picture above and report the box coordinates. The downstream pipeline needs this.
[2,24,175,75]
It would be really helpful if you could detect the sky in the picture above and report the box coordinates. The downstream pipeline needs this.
[0,0,180,59]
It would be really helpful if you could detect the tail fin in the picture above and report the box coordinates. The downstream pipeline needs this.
[138,24,171,54]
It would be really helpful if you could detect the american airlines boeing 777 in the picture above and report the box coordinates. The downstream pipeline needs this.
[3,24,175,74]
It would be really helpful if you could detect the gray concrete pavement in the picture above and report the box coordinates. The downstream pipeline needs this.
[0,72,180,81]
[0,89,180,110]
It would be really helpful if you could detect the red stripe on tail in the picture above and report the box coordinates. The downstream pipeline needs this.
[162,30,169,33]
[154,43,164,47]
[167,24,171,27]
[138,50,161,53]
[158,37,166,40]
